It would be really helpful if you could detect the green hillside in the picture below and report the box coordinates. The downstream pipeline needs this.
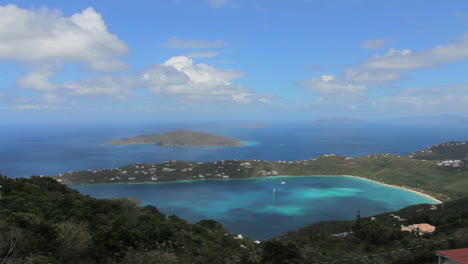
[409,141,468,161]
[2,174,468,264]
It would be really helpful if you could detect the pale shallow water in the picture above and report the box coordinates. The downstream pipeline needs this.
[72,176,436,240]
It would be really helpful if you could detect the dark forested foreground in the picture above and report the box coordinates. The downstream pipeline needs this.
[1,175,468,263]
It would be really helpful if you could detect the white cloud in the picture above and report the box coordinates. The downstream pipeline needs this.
[16,56,255,103]
[300,75,366,94]
[376,83,468,112]
[15,104,48,110]
[0,4,128,72]
[205,0,237,8]
[164,37,226,49]
[346,33,468,86]
[186,51,222,58]
[344,67,403,86]
[142,56,255,103]
[62,75,136,99]
[16,69,57,91]
[17,69,136,99]
[361,38,392,49]
[378,35,468,70]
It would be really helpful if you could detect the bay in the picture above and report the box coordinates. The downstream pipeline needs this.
[72,176,437,240]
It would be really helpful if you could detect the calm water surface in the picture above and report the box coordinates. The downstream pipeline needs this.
[73,176,437,240]
[1,121,467,178]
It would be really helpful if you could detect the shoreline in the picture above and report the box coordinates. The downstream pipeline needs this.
[68,174,443,204]
[341,175,443,204]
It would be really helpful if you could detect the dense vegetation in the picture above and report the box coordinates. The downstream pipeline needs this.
[2,175,468,264]
[103,129,242,146]
[0,175,261,264]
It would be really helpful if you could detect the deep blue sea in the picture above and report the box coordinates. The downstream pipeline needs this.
[1,121,466,239]
[1,121,467,178]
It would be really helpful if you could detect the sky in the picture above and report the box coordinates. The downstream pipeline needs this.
[1,0,468,123]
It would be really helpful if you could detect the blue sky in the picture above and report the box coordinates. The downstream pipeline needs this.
[1,0,468,122]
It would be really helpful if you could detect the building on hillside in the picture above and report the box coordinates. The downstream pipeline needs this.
[436,248,468,264]
[401,223,436,235]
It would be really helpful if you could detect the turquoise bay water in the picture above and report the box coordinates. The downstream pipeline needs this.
[73,176,436,240]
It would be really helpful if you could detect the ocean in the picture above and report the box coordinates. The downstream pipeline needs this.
[1,121,466,239]
[1,121,466,178]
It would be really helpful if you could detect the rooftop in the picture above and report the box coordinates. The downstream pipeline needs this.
[436,248,468,264]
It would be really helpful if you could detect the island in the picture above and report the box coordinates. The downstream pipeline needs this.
[53,141,468,201]
[103,129,243,146]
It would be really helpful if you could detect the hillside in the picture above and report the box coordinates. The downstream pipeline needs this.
[0,175,258,264]
[2,175,468,263]
[409,141,468,161]
[279,196,468,264]
[103,129,243,146]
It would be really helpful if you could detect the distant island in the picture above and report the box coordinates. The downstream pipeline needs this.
[242,122,271,128]
[103,129,243,146]
[313,118,366,124]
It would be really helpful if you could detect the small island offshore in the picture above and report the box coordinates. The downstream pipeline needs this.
[103,129,243,146]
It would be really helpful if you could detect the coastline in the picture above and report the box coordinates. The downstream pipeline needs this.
[341,175,443,204]
[68,174,443,204]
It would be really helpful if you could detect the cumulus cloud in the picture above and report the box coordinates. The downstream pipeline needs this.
[142,56,255,103]
[0,4,128,72]
[300,75,366,94]
[16,55,255,103]
[348,33,468,86]
[164,37,226,49]
[361,38,392,49]
[17,69,137,100]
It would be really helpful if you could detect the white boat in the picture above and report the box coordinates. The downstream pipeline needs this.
[280,181,286,185]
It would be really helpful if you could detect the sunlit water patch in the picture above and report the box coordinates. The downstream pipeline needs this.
[240,140,260,146]
[72,176,436,240]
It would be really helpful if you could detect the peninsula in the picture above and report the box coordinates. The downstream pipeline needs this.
[103,129,243,146]
[53,141,468,201]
